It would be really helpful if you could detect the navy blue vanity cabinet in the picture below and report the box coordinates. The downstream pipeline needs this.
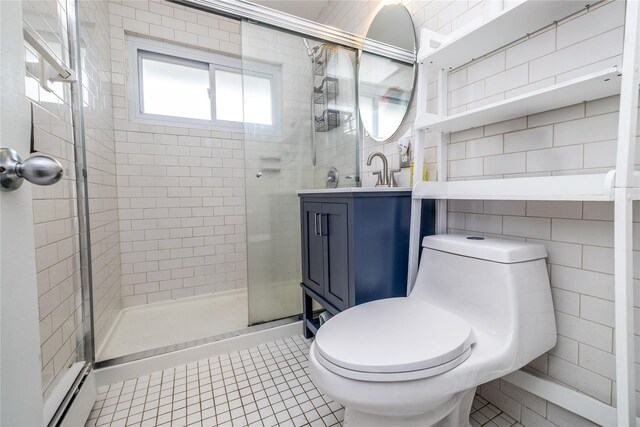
[302,201,350,311]
[299,190,435,338]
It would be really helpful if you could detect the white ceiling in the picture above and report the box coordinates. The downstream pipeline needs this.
[250,0,329,22]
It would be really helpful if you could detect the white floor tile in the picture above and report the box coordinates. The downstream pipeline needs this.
[87,335,518,427]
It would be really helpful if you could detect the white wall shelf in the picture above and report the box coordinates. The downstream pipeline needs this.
[410,0,640,425]
[417,1,593,70]
[415,67,621,133]
[412,172,618,202]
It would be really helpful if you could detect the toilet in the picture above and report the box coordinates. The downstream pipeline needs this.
[308,234,557,427]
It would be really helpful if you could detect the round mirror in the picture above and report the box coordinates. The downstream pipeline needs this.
[358,4,416,142]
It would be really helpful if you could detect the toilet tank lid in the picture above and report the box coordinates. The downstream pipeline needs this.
[422,234,547,263]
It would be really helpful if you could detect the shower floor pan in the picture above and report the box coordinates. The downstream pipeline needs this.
[96,289,248,362]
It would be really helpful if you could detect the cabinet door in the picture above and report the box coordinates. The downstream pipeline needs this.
[301,202,325,296]
[323,203,349,311]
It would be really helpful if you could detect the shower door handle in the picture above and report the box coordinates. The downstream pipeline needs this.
[0,147,63,191]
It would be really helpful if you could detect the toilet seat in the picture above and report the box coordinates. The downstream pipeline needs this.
[314,298,474,382]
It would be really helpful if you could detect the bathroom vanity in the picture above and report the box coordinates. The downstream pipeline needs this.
[298,188,435,337]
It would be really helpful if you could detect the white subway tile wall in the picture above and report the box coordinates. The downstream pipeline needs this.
[109,0,248,307]
[23,0,84,400]
[109,0,357,312]
[317,0,640,424]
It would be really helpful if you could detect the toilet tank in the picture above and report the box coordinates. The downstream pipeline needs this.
[411,234,556,368]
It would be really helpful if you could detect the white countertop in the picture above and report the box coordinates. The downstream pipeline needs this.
[297,187,412,195]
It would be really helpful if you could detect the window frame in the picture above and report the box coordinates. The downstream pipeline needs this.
[126,35,282,133]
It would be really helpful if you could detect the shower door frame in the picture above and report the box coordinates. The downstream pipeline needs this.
[169,0,415,64]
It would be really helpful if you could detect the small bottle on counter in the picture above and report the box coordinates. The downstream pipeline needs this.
[409,161,427,186]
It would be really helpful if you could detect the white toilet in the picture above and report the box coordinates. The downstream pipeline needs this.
[308,234,557,427]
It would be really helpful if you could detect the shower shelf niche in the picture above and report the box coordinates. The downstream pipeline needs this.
[258,156,281,173]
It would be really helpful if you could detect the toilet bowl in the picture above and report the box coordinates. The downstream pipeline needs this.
[308,234,557,427]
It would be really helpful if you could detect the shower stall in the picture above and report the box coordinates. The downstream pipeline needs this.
[86,12,360,364]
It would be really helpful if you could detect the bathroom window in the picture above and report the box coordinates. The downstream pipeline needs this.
[127,36,281,131]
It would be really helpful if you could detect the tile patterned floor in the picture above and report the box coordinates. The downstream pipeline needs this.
[86,335,520,427]
[470,395,522,427]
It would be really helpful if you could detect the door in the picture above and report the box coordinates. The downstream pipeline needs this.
[1,1,46,424]
[2,1,95,424]
[302,202,325,295]
[322,203,349,310]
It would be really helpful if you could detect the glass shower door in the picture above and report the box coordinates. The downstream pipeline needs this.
[241,22,359,325]
[242,22,314,324]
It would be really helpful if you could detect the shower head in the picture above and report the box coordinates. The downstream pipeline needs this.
[303,38,321,59]
[303,38,313,57]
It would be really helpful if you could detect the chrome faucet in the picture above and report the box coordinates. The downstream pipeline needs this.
[366,151,389,187]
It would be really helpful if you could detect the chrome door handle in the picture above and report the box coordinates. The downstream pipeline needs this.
[0,147,63,191]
